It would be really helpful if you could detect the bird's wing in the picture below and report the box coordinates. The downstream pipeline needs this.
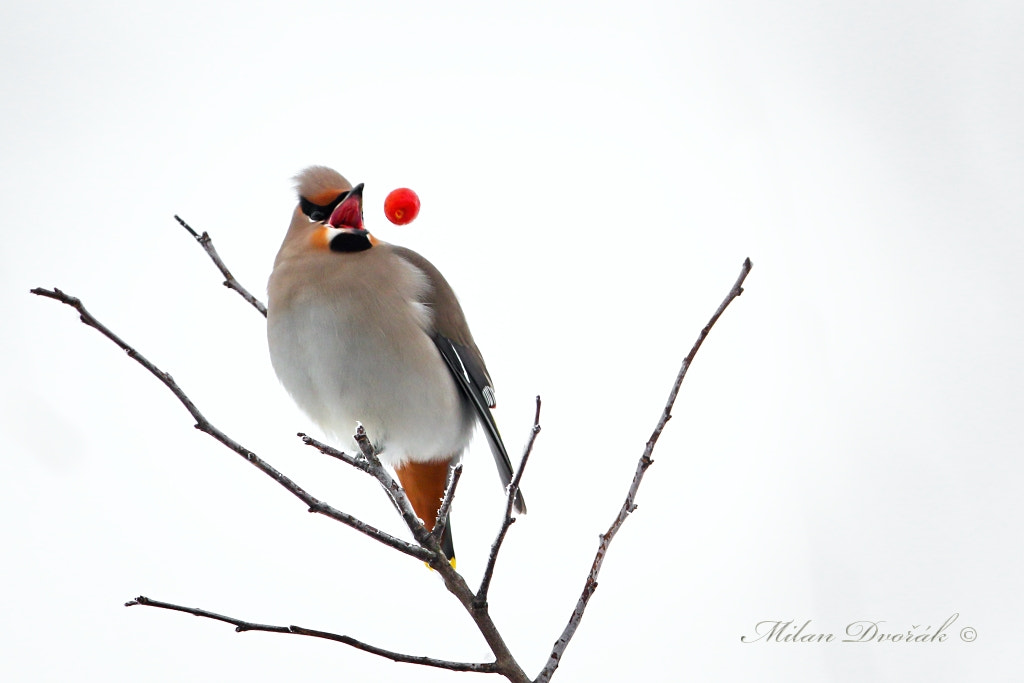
[391,245,527,513]
[432,333,526,513]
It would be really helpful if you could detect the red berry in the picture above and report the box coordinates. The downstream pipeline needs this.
[384,188,420,225]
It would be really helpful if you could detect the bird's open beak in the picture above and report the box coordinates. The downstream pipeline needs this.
[328,183,364,230]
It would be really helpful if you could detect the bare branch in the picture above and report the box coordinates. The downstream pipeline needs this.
[535,257,753,683]
[298,431,418,527]
[298,432,367,471]
[298,429,450,563]
[33,285,531,680]
[301,424,530,681]
[429,566,530,683]
[126,596,499,673]
[352,426,447,558]
[476,396,542,606]
[29,287,430,563]
[347,431,530,682]
[175,215,268,317]
[33,244,752,683]
[432,463,464,540]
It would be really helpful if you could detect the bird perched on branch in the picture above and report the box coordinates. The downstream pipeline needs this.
[267,166,525,567]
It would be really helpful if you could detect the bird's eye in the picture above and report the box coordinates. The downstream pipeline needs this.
[300,191,350,223]
[300,197,323,221]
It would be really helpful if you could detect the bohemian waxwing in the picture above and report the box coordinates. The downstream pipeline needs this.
[267,166,525,567]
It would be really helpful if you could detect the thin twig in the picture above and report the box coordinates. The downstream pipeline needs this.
[298,430,453,553]
[301,425,528,680]
[125,596,499,673]
[535,257,753,683]
[432,463,464,541]
[299,431,414,525]
[351,426,447,559]
[29,287,430,563]
[298,432,367,470]
[175,215,268,317]
[476,396,542,607]
[347,430,530,682]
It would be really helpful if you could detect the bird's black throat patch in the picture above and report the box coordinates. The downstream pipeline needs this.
[329,231,372,253]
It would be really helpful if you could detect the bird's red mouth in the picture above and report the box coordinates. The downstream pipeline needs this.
[328,186,364,230]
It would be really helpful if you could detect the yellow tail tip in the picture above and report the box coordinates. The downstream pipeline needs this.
[424,556,457,571]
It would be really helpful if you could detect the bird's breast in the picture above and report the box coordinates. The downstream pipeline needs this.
[267,250,472,464]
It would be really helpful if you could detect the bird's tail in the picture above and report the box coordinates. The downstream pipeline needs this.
[394,459,457,569]
[439,514,456,569]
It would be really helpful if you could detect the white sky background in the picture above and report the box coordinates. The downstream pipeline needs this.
[2,1,1021,681]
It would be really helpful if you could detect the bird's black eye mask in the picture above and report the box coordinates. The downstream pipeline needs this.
[301,191,349,222]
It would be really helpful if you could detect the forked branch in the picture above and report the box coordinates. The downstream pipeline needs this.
[476,396,542,607]
[30,284,530,682]
[536,257,753,682]
[33,213,751,683]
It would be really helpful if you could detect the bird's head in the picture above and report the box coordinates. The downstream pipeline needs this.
[294,166,377,253]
